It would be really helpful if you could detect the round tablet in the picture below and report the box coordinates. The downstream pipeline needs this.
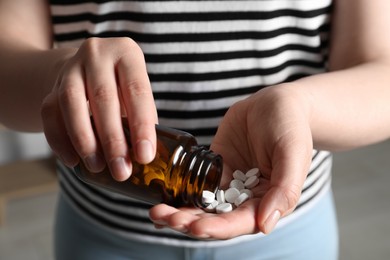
[216,203,233,214]
[229,179,245,190]
[246,168,260,178]
[205,200,219,212]
[245,176,260,189]
[232,170,247,182]
[240,189,254,199]
[216,190,225,204]
[234,193,250,207]
[202,190,216,204]
[224,188,240,203]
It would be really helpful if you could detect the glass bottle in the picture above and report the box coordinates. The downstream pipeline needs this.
[74,118,223,208]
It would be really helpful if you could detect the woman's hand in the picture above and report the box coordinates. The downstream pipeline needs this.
[41,37,158,181]
[149,84,314,239]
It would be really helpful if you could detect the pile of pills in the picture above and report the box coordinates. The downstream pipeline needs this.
[202,168,260,214]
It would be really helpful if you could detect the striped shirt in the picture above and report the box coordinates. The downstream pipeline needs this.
[50,0,333,247]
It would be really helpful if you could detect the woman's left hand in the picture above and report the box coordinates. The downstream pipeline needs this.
[149,84,314,239]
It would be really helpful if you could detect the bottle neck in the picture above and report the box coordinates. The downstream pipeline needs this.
[180,146,223,207]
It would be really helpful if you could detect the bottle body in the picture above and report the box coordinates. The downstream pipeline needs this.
[74,119,222,208]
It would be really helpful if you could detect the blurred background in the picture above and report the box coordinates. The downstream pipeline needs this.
[0,126,389,260]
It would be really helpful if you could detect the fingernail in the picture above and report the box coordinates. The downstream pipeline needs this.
[109,157,131,181]
[84,153,105,172]
[136,140,155,164]
[264,210,280,234]
[154,224,164,230]
[61,153,79,168]
[152,219,167,226]
[174,226,188,233]
[196,233,210,239]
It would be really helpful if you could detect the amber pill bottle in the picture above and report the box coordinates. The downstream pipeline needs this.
[74,119,223,208]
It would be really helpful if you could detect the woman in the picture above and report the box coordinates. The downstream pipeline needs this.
[1,0,389,259]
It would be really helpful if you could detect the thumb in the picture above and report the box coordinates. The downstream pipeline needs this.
[256,148,311,234]
[257,185,302,234]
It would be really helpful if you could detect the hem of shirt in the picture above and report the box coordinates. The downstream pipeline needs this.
[59,175,331,248]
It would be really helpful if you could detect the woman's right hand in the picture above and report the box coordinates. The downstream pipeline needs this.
[41,37,158,181]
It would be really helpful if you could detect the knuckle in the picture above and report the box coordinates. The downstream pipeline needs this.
[117,37,145,60]
[119,37,141,52]
[121,79,151,98]
[40,94,55,118]
[68,131,92,157]
[101,136,126,158]
[281,186,301,211]
[90,86,117,105]
[58,82,83,108]
[82,37,101,55]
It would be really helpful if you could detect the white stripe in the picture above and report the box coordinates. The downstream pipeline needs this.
[61,167,151,218]
[155,94,248,111]
[309,150,331,173]
[59,173,183,236]
[54,33,322,54]
[51,0,332,16]
[142,34,322,54]
[158,117,222,129]
[53,14,329,35]
[196,136,214,145]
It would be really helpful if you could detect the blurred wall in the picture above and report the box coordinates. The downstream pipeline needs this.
[0,127,51,165]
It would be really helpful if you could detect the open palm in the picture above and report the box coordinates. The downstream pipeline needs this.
[149,86,314,239]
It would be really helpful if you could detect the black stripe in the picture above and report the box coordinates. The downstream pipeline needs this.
[146,44,322,63]
[154,84,261,101]
[58,163,152,209]
[149,59,325,82]
[176,127,218,138]
[53,27,324,43]
[61,170,152,222]
[295,173,331,211]
[157,108,227,119]
[51,0,126,4]
[302,172,324,194]
[307,153,332,178]
[60,181,197,241]
[311,150,320,161]
[52,7,331,24]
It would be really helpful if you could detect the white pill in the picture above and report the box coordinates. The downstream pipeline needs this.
[246,168,260,178]
[232,170,247,182]
[245,175,260,189]
[202,190,216,204]
[205,200,219,212]
[240,189,254,199]
[216,203,233,214]
[229,179,245,190]
[234,193,250,207]
[216,190,225,204]
[224,188,240,203]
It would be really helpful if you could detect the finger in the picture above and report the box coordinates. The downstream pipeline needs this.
[189,200,259,239]
[116,46,158,165]
[41,92,79,167]
[257,146,311,234]
[149,204,203,224]
[85,54,131,181]
[57,65,105,172]
[150,201,260,239]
